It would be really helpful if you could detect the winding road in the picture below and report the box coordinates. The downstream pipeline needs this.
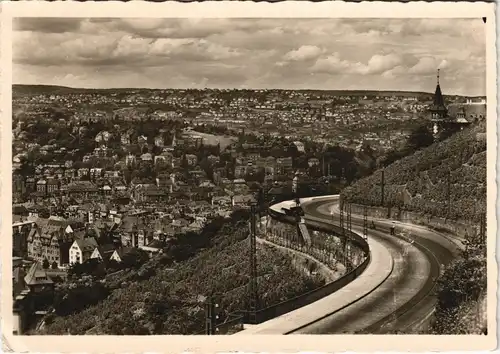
[292,196,460,334]
[237,195,462,335]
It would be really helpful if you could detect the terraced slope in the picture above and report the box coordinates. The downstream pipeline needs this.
[343,122,486,222]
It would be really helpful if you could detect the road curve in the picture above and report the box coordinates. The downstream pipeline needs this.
[293,197,459,334]
[236,198,394,335]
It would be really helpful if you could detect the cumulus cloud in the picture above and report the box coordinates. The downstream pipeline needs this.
[14,32,241,68]
[362,54,402,75]
[12,18,486,95]
[312,53,402,76]
[311,53,353,74]
[283,45,324,62]
[408,57,449,74]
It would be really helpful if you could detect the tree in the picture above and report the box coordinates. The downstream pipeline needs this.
[51,261,58,270]
[42,258,50,269]
[121,248,150,269]
[407,125,434,151]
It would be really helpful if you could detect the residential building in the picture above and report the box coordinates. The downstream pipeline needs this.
[36,179,47,195]
[69,237,99,264]
[23,261,54,293]
[47,179,59,194]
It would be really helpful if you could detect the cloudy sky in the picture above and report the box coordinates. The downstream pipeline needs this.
[13,18,486,96]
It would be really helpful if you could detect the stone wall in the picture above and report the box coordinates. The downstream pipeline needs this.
[349,203,479,239]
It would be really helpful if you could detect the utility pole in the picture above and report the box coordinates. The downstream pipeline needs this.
[346,203,352,271]
[205,297,220,335]
[339,199,346,268]
[263,187,269,235]
[205,298,212,335]
[447,170,451,219]
[363,205,368,240]
[381,169,385,206]
[339,199,345,237]
[348,203,352,234]
[248,203,258,324]
[479,213,486,246]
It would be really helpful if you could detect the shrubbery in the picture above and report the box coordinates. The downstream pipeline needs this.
[53,276,110,317]
[430,247,487,334]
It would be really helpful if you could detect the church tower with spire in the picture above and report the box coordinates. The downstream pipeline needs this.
[430,69,448,121]
[429,69,449,138]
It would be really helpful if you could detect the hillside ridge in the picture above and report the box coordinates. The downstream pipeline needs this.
[13,84,481,99]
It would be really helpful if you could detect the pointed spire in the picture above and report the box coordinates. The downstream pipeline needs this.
[430,68,448,120]
[433,82,445,108]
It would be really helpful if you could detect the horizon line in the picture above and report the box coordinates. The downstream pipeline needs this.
[12,83,486,98]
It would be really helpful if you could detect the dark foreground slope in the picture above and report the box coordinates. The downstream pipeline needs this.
[37,221,324,335]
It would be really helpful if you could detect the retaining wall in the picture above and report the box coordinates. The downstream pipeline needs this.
[348,203,478,238]
[243,205,370,324]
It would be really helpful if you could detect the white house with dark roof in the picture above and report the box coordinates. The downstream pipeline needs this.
[69,237,99,264]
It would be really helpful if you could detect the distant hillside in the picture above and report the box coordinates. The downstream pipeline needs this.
[13,84,138,95]
[342,122,486,222]
[13,84,472,100]
[295,89,434,98]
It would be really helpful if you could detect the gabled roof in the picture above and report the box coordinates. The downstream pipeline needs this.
[28,228,39,239]
[95,243,116,256]
[67,181,98,192]
[120,215,147,232]
[74,237,99,253]
[112,247,133,259]
[24,261,54,286]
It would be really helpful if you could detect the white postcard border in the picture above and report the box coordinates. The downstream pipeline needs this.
[0,1,497,352]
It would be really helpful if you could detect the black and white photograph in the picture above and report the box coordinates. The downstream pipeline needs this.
[1,1,496,352]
